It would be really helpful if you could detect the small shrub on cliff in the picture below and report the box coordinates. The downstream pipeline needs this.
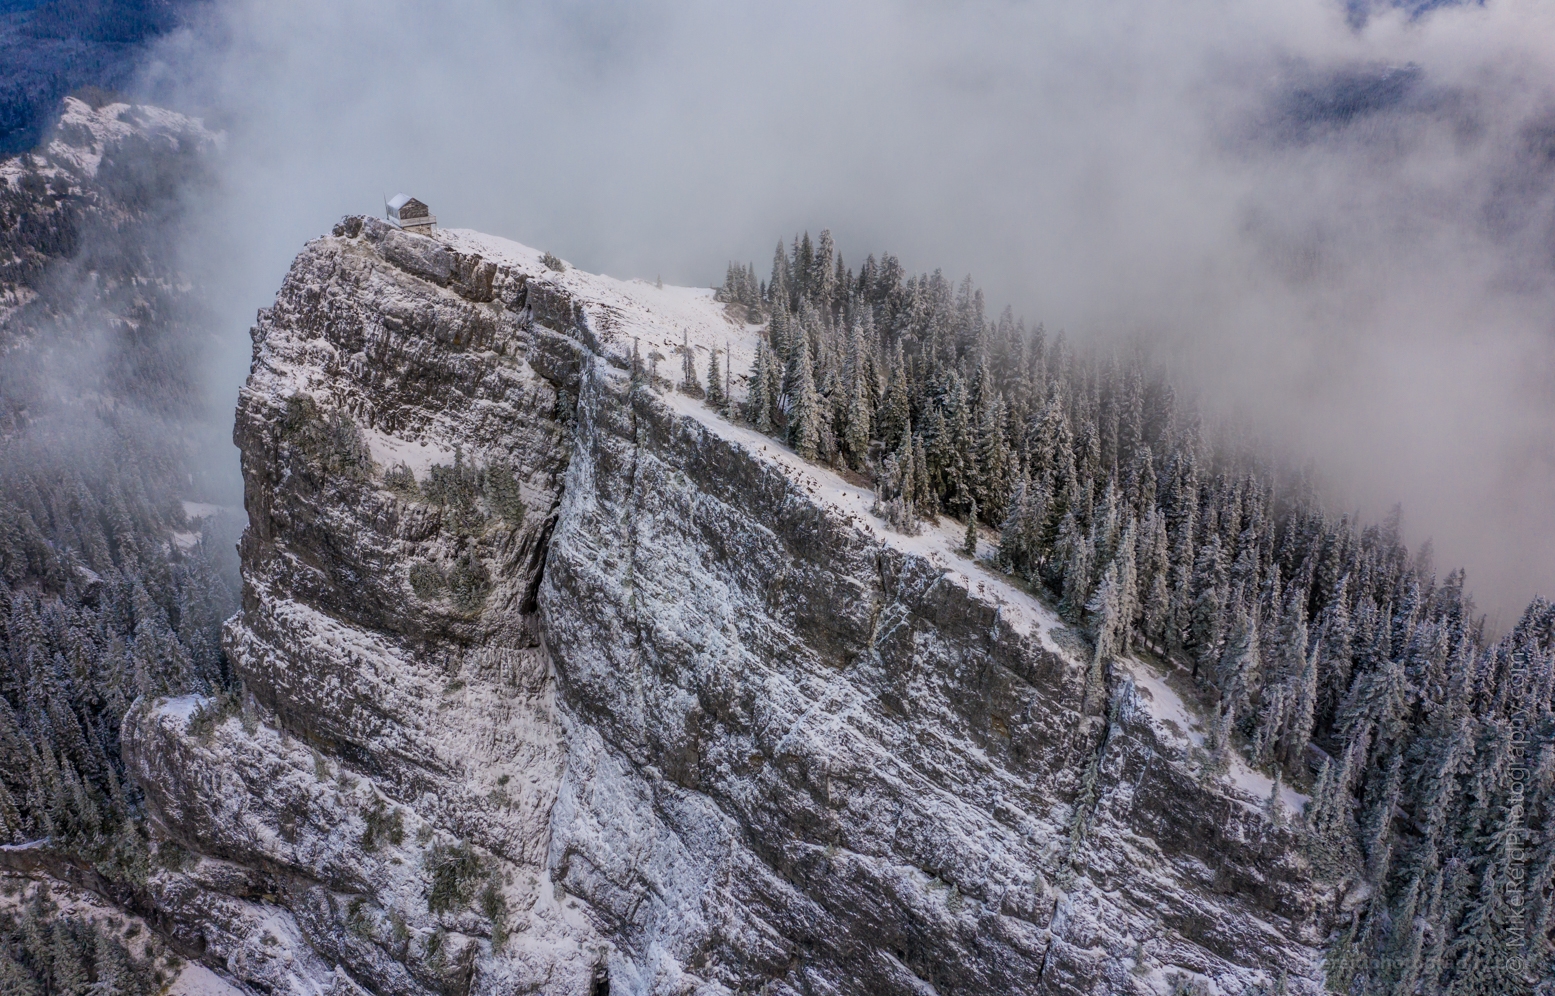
[154,838,193,872]
[279,394,371,483]
[481,878,509,946]
[383,463,419,497]
[553,387,578,427]
[346,897,374,940]
[359,798,405,853]
[483,465,526,528]
[426,840,486,914]
[1165,975,1213,996]
[187,690,239,743]
[389,911,411,957]
[448,552,491,614]
[422,927,448,971]
[540,251,566,272]
[416,455,527,534]
[423,452,487,535]
[408,561,444,600]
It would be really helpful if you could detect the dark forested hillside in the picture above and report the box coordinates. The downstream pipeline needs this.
[0,97,236,982]
[0,882,170,994]
[0,0,194,155]
[716,231,1553,995]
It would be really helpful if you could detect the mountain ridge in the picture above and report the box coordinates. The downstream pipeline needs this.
[104,215,1340,995]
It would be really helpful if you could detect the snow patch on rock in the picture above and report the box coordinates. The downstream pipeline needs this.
[360,425,458,477]
[168,963,249,996]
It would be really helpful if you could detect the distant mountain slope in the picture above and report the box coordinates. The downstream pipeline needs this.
[0,96,239,994]
[0,0,192,155]
[0,95,214,332]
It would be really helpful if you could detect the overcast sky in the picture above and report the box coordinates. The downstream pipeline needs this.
[139,0,1555,622]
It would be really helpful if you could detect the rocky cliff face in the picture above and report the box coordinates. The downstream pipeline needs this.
[121,217,1344,995]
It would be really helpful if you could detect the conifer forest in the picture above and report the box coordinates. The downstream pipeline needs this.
[0,97,236,988]
[714,230,1554,995]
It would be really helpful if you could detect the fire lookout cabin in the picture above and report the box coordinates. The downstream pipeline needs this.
[386,194,435,233]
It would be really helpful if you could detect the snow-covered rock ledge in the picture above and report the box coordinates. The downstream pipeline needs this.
[119,217,1338,996]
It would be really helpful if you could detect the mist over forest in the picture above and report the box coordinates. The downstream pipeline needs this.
[3,1,1552,618]
[110,0,1555,620]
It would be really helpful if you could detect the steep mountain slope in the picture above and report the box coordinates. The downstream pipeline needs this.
[0,0,194,155]
[0,94,215,331]
[116,217,1342,995]
[0,96,238,995]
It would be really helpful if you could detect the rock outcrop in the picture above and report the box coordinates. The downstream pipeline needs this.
[121,217,1340,995]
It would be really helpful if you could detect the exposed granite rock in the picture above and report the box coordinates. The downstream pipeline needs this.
[119,218,1339,995]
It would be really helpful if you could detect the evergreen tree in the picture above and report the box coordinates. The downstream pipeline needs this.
[1217,602,1259,712]
[678,329,698,395]
[786,338,822,460]
[1278,643,1319,773]
[706,348,725,411]
[1361,752,1403,884]
[745,342,776,433]
[976,391,1011,525]
[813,229,836,305]
[1057,512,1095,624]
[768,240,789,307]
[842,321,872,467]
[911,435,937,518]
[999,476,1047,580]
[1189,534,1227,676]
[878,344,910,451]
[937,375,979,517]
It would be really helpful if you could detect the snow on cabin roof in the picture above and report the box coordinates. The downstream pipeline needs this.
[386,194,431,221]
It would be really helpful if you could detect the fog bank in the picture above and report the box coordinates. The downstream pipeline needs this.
[139,0,1555,618]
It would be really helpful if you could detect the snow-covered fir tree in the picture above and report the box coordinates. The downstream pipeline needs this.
[690,228,1555,995]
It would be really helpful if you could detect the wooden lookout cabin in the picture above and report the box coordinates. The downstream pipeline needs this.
[385,193,436,233]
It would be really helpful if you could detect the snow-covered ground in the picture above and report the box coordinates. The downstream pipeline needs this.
[1,98,217,193]
[656,387,1071,657]
[182,501,228,520]
[44,98,217,179]
[359,424,457,476]
[1126,663,1206,747]
[438,228,766,388]
[158,693,209,721]
[170,501,241,555]
[168,963,248,996]
[1231,753,1311,817]
[1123,658,1311,816]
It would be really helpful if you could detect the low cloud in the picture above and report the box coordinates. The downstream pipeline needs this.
[138,0,1555,619]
